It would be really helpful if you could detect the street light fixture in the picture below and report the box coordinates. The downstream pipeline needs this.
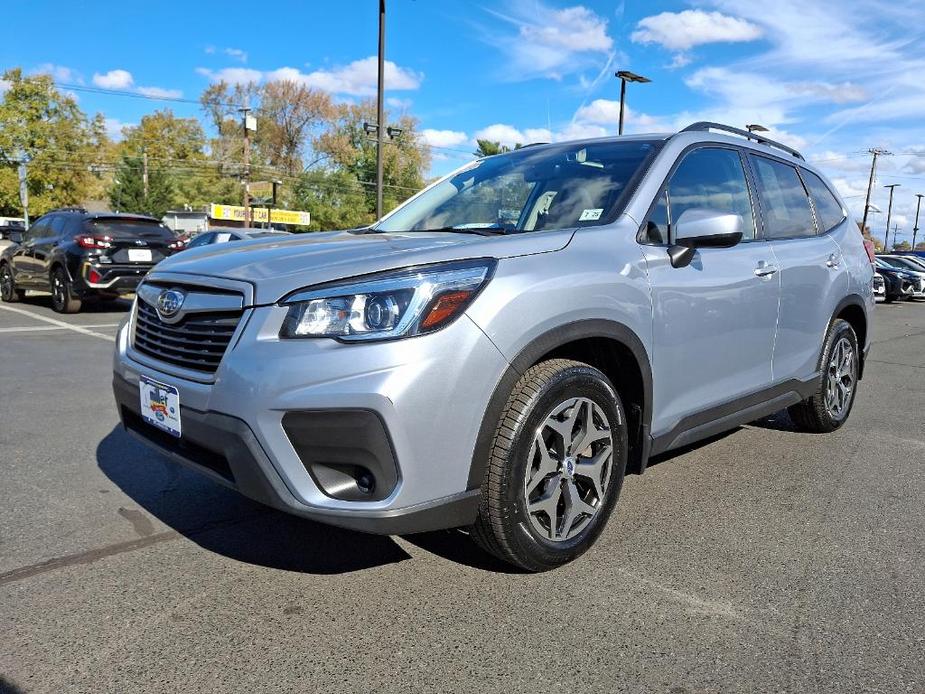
[615,70,651,136]
[746,124,769,133]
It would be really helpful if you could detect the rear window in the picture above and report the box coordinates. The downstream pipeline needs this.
[749,156,817,239]
[802,169,846,233]
[87,219,173,238]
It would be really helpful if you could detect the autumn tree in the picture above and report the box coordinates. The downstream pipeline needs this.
[0,69,102,216]
[109,155,174,217]
[314,99,430,216]
[292,169,372,231]
[256,81,334,176]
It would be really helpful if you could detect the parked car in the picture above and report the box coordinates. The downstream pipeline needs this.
[880,253,925,273]
[874,258,922,299]
[0,209,184,313]
[875,270,906,303]
[0,222,25,242]
[872,272,886,300]
[183,228,292,250]
[112,122,873,571]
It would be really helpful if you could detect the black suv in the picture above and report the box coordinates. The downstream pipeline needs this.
[0,209,182,313]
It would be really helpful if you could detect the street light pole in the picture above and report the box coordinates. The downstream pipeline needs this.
[239,107,252,229]
[883,183,900,251]
[913,194,923,251]
[376,0,386,219]
[615,70,651,136]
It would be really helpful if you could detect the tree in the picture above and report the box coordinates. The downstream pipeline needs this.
[894,240,911,251]
[292,169,373,231]
[857,221,883,252]
[0,69,100,216]
[473,139,522,157]
[256,81,334,176]
[916,241,925,251]
[109,155,174,217]
[313,99,430,215]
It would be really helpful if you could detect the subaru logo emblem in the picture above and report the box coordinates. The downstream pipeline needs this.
[156,289,185,318]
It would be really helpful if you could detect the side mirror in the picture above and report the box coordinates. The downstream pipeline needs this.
[668,208,744,268]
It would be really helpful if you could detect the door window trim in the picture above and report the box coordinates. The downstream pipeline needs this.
[798,167,848,235]
[744,152,820,241]
[636,143,760,247]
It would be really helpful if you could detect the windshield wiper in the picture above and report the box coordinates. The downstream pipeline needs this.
[415,225,511,236]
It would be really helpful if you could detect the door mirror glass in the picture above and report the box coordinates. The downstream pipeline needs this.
[674,208,744,242]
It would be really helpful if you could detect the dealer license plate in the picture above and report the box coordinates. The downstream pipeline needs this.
[139,375,181,437]
[128,248,153,262]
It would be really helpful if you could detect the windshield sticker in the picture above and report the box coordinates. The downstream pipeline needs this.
[579,208,603,221]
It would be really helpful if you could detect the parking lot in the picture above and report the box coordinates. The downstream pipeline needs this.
[0,294,923,694]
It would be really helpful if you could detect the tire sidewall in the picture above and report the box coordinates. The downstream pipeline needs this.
[817,319,859,428]
[51,267,68,312]
[0,264,13,301]
[501,366,628,568]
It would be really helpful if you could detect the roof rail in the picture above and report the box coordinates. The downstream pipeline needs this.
[47,206,88,214]
[679,122,804,160]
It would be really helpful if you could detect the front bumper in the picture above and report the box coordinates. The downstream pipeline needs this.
[112,300,511,534]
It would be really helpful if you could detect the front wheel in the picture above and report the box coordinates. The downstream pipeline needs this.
[0,264,25,303]
[788,319,859,433]
[50,266,81,314]
[471,359,628,572]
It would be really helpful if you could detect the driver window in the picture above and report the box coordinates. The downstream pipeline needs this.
[642,147,756,244]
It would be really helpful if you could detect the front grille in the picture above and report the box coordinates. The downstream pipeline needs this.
[133,298,242,374]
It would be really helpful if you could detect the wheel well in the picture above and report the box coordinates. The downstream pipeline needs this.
[836,302,867,376]
[535,337,648,475]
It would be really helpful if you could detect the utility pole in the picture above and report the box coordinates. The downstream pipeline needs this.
[861,148,890,236]
[913,194,923,251]
[239,107,253,228]
[883,183,900,252]
[375,0,386,219]
[17,156,29,230]
[142,148,149,200]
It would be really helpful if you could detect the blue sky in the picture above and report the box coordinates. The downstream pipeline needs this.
[4,0,925,239]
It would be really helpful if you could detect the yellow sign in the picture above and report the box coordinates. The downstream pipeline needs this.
[209,203,310,226]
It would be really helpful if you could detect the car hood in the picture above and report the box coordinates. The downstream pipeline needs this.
[150,228,575,305]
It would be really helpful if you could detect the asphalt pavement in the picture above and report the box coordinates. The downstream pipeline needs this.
[1,293,923,693]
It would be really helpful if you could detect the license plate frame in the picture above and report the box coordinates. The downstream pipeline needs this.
[139,375,181,437]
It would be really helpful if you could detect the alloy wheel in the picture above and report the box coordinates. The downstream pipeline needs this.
[824,336,856,420]
[0,267,12,301]
[524,396,614,542]
[52,271,66,309]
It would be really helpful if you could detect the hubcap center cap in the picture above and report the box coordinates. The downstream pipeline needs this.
[562,456,576,478]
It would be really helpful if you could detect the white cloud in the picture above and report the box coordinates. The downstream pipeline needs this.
[93,69,134,89]
[196,67,263,85]
[631,10,762,52]
[386,97,413,110]
[197,57,422,96]
[32,63,84,84]
[224,47,248,63]
[103,117,133,142]
[136,86,183,99]
[482,2,615,80]
[420,129,469,149]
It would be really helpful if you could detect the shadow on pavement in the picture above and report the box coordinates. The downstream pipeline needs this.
[19,292,133,314]
[96,427,413,575]
[747,409,799,433]
[0,677,25,694]
[644,428,739,470]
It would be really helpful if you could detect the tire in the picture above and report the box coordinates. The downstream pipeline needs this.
[50,266,81,314]
[471,359,628,572]
[0,263,25,303]
[788,319,859,433]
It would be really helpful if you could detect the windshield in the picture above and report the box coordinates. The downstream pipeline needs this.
[375,140,660,234]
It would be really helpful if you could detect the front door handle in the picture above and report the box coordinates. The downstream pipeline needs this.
[754,261,778,277]
[826,253,841,268]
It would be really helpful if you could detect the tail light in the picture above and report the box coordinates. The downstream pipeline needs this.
[76,234,113,249]
[863,239,876,263]
[168,237,187,251]
[87,268,102,284]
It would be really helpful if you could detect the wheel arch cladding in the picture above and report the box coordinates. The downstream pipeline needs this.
[467,319,653,489]
[832,294,868,379]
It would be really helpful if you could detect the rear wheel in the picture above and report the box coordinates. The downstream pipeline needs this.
[788,319,859,433]
[0,263,25,303]
[50,266,81,314]
[471,359,628,572]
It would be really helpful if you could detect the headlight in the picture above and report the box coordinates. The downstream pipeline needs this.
[279,260,495,341]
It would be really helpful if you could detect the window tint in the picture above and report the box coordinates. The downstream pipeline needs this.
[802,169,845,233]
[750,156,816,239]
[642,147,755,244]
[48,215,69,237]
[87,218,173,239]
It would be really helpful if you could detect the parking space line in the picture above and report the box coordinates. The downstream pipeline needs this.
[0,323,120,333]
[0,305,116,342]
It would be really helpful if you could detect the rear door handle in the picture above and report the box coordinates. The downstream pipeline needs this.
[754,261,778,277]
[826,254,841,268]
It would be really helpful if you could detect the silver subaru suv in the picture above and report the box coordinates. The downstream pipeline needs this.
[112,122,874,571]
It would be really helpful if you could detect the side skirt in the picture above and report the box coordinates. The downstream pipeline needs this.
[649,375,819,457]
